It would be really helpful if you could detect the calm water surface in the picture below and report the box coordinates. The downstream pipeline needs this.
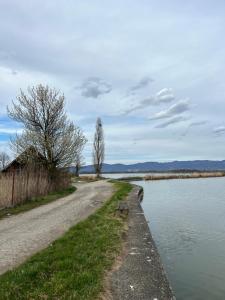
[131,178,225,300]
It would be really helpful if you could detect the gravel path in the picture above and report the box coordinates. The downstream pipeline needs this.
[0,180,113,275]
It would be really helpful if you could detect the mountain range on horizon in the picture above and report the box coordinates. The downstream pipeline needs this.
[70,160,225,174]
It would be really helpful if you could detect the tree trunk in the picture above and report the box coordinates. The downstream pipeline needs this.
[75,164,79,177]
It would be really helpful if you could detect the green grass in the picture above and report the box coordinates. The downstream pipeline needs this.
[0,186,76,220]
[0,181,132,300]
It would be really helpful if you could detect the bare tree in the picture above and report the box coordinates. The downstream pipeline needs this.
[8,84,87,173]
[74,153,85,177]
[0,151,10,170]
[74,128,87,177]
[93,117,104,178]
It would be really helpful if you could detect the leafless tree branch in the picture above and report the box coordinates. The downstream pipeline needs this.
[8,84,87,172]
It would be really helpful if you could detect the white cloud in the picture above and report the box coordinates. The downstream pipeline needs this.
[149,99,190,120]
[0,126,22,135]
[123,88,175,114]
[155,88,175,104]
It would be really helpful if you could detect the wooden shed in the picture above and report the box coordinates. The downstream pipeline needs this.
[2,146,46,173]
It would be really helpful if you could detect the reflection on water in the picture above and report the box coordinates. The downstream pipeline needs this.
[132,178,225,300]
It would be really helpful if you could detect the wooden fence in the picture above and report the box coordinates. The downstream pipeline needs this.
[0,168,71,208]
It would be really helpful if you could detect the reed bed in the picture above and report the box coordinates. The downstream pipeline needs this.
[144,171,225,181]
[0,169,71,208]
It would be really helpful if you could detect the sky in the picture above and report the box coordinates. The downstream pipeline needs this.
[0,0,225,164]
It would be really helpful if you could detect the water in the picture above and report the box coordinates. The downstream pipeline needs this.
[131,178,225,300]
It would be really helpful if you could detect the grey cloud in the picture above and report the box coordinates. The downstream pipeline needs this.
[124,88,175,114]
[129,76,153,93]
[80,77,112,98]
[190,121,208,127]
[149,99,190,120]
[213,126,225,135]
[181,120,208,137]
[1,1,225,163]
[123,97,154,114]
[11,70,18,75]
[0,49,15,61]
[155,116,188,128]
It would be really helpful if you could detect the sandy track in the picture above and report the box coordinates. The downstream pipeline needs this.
[0,180,113,275]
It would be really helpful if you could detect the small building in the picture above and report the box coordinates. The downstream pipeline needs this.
[2,147,46,173]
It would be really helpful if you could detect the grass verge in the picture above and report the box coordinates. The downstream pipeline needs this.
[0,186,76,220]
[0,181,132,300]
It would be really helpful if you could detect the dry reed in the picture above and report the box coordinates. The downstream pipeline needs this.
[144,171,225,181]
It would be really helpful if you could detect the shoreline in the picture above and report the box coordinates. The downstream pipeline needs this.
[116,171,225,182]
[109,184,175,299]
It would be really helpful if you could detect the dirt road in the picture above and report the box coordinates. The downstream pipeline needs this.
[0,180,113,275]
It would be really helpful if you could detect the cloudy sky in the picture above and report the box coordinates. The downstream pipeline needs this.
[0,0,225,164]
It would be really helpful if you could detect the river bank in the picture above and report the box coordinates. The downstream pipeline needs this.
[108,184,175,299]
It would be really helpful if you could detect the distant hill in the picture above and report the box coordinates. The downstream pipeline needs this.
[69,160,225,174]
